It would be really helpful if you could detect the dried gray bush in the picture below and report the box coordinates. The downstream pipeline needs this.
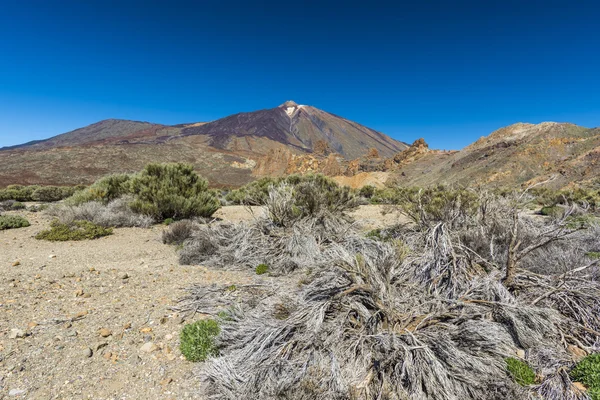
[162,219,203,245]
[48,197,154,228]
[174,187,600,399]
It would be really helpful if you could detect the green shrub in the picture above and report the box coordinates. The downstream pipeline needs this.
[31,186,80,202]
[68,174,132,205]
[163,218,174,226]
[0,215,30,230]
[255,263,269,275]
[35,220,113,241]
[0,185,39,201]
[227,175,357,213]
[128,163,220,220]
[571,353,600,399]
[359,185,376,199]
[66,164,220,222]
[265,174,357,226]
[180,319,220,362]
[540,205,562,217]
[0,185,81,202]
[531,187,600,211]
[505,357,536,386]
[11,201,26,210]
[225,177,278,205]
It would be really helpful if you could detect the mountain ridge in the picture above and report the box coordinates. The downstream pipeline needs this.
[0,101,408,187]
[1,104,598,189]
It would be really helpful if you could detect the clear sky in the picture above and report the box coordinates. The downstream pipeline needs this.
[0,0,599,150]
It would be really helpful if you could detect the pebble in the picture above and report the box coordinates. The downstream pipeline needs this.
[9,389,26,396]
[515,349,525,359]
[140,342,158,353]
[567,344,587,362]
[84,348,93,358]
[72,310,88,320]
[99,328,112,338]
[49,254,56,259]
[120,273,129,280]
[165,334,173,341]
[160,377,173,386]
[9,329,27,339]
[12,261,20,267]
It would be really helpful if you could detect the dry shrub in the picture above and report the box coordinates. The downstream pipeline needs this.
[162,220,202,245]
[173,188,600,399]
[49,197,154,228]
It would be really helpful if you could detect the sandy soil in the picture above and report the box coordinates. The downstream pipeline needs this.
[0,205,404,399]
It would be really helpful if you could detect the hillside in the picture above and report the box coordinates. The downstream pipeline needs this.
[387,122,600,189]
[0,102,407,187]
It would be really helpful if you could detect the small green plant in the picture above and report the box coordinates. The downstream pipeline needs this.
[587,252,600,260]
[255,263,269,275]
[571,353,600,400]
[10,201,26,210]
[27,204,49,212]
[505,357,536,386]
[163,218,174,225]
[35,220,113,241]
[180,319,220,362]
[540,205,562,217]
[217,310,234,321]
[566,215,599,229]
[225,285,237,292]
[366,229,385,241]
[0,215,30,230]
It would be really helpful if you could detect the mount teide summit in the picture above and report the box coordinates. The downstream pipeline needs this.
[0,101,408,187]
[180,101,407,159]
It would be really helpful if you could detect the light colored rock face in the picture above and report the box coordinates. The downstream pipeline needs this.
[252,138,432,188]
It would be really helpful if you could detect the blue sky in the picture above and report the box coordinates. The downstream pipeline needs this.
[0,0,599,150]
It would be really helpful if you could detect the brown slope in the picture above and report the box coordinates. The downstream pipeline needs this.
[5,119,166,150]
[387,122,600,189]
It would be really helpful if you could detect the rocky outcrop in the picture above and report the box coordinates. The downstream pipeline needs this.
[252,138,432,184]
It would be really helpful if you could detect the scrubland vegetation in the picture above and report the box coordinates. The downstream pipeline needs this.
[0,184,85,202]
[3,165,600,399]
[0,214,30,230]
[30,163,221,241]
[171,177,600,399]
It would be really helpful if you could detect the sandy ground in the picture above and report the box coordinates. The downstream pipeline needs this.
[0,205,405,399]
